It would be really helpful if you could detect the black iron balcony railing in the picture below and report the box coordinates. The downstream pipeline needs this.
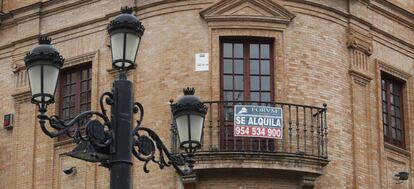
[171,101,328,159]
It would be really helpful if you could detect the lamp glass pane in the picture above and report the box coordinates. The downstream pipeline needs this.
[125,33,140,64]
[190,115,204,143]
[43,65,59,97]
[175,115,189,144]
[27,64,42,98]
[110,32,125,63]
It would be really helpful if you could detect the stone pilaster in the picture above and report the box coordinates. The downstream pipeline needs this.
[347,26,374,189]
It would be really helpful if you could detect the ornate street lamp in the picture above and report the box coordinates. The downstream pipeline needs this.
[171,87,207,153]
[24,36,64,111]
[107,7,144,70]
[24,7,207,189]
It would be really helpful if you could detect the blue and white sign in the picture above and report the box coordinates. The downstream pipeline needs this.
[234,105,283,139]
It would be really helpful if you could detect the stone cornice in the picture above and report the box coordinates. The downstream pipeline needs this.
[40,0,100,18]
[63,51,97,68]
[0,16,108,52]
[195,151,329,174]
[375,0,414,18]
[376,59,412,80]
[370,1,414,30]
[349,69,374,86]
[200,0,295,25]
[11,88,31,103]
[1,0,98,18]
[8,2,41,24]
[285,1,414,52]
[136,0,209,19]
[370,27,414,51]
[286,0,413,28]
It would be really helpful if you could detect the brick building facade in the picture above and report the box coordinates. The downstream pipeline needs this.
[0,0,413,189]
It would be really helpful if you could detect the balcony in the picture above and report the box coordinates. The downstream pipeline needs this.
[171,101,329,186]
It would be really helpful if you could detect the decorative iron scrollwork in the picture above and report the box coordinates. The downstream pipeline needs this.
[36,92,113,148]
[131,127,194,175]
[131,106,195,176]
[37,91,196,175]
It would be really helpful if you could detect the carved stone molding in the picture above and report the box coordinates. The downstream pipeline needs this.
[347,26,373,84]
[376,59,412,80]
[358,0,371,5]
[200,0,295,25]
[63,51,97,68]
[349,69,373,86]
[13,64,28,89]
[300,176,317,189]
[347,27,373,56]
[11,89,31,103]
[182,173,197,189]
[194,152,329,175]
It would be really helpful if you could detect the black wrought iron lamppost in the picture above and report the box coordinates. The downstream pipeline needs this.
[24,7,207,189]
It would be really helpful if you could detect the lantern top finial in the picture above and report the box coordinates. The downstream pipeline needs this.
[107,7,145,37]
[120,6,133,14]
[171,87,207,117]
[25,35,64,71]
[183,87,195,95]
[38,36,51,45]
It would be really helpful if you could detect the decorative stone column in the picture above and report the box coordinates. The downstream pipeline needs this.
[347,26,375,189]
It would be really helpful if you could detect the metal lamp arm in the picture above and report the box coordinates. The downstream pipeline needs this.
[132,126,195,176]
[37,110,110,138]
[35,91,113,139]
[38,115,70,138]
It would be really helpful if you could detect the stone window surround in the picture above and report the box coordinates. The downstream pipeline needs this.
[201,0,294,102]
[376,59,412,156]
[54,51,99,146]
[210,29,285,102]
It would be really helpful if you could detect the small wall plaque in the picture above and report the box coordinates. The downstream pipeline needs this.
[195,53,209,71]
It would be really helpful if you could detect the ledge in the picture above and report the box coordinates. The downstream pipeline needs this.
[349,69,373,86]
[194,151,329,175]
[385,143,411,158]
[11,88,31,103]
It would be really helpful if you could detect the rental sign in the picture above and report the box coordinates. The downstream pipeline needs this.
[234,105,283,139]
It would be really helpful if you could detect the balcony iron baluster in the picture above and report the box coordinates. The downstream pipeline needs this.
[288,105,292,153]
[323,104,328,158]
[225,104,230,151]
[310,108,314,156]
[266,102,270,151]
[250,132,254,151]
[296,106,300,153]
[318,110,322,157]
[320,111,324,157]
[240,102,245,151]
[232,118,236,150]
[281,105,285,152]
[208,102,213,151]
[217,103,221,151]
[303,107,307,154]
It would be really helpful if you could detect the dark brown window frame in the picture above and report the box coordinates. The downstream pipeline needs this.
[219,37,275,151]
[58,63,92,140]
[220,37,275,102]
[381,72,405,149]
